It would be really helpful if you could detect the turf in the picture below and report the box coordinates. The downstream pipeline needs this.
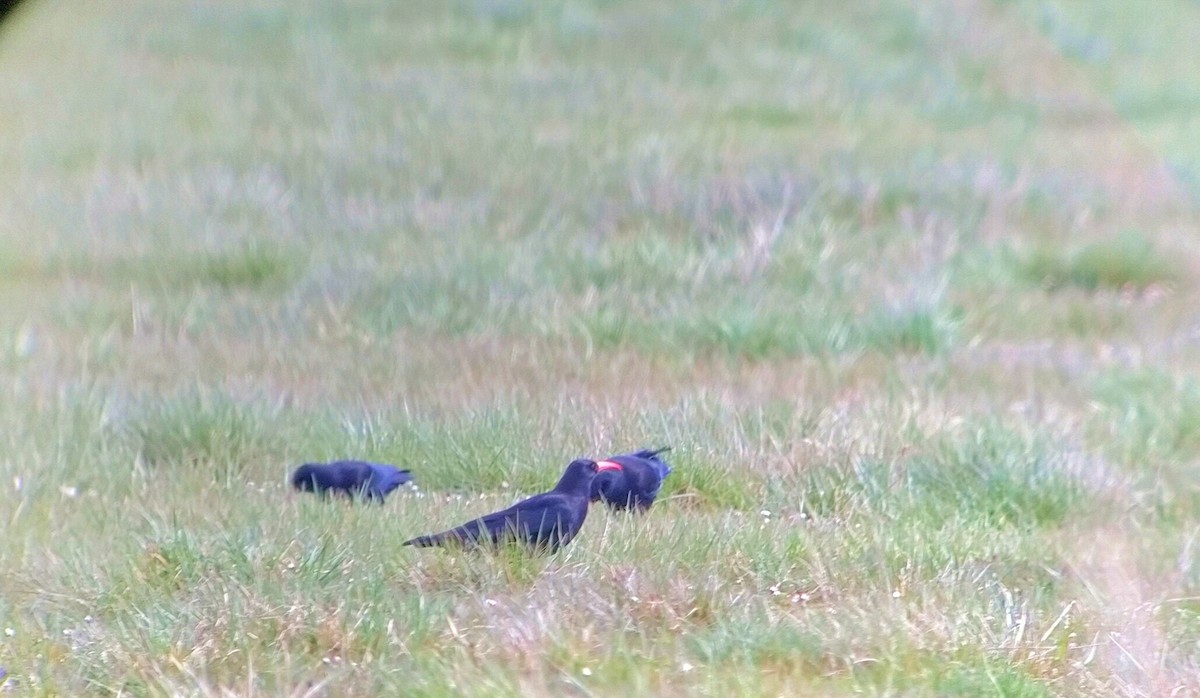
[2,0,1200,695]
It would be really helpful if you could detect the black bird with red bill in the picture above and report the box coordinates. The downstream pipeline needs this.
[591,446,672,511]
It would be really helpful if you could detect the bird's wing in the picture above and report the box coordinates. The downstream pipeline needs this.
[614,449,673,478]
[369,465,413,494]
[479,494,575,540]
[403,491,548,544]
[631,465,664,501]
[590,470,626,501]
[321,461,373,490]
[609,456,670,502]
[404,492,586,548]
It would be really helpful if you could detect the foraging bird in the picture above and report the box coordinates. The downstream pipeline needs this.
[403,459,621,552]
[291,461,413,502]
[590,446,672,511]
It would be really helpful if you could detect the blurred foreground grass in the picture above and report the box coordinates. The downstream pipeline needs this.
[3,0,1200,695]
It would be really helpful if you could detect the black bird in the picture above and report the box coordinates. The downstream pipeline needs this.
[590,446,672,511]
[403,459,621,552]
[291,461,413,502]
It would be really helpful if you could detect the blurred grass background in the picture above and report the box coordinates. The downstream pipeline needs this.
[2,0,1200,695]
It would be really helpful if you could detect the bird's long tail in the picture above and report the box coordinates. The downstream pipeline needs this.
[636,446,673,476]
[403,524,477,548]
[632,446,671,459]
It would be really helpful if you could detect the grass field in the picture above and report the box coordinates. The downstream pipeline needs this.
[3,0,1200,694]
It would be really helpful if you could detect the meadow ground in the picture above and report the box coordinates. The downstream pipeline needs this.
[2,0,1200,695]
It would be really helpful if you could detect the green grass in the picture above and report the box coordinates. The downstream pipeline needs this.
[3,0,1200,694]
[1009,231,1181,292]
[1090,368,1200,468]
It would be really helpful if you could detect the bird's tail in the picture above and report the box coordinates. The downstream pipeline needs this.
[630,446,671,459]
[402,528,471,548]
[637,446,673,477]
[402,534,439,547]
[380,468,414,492]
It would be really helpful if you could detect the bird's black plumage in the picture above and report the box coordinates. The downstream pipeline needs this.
[291,461,412,502]
[403,459,620,552]
[590,446,672,511]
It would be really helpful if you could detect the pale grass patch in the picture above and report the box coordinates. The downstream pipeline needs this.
[4,0,1200,694]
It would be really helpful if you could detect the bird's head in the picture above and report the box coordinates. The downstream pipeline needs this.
[589,459,625,501]
[569,458,623,475]
[556,458,622,494]
[291,464,319,491]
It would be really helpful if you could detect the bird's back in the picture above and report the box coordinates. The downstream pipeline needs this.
[292,462,370,492]
[293,461,411,502]
[404,490,587,551]
[364,463,413,497]
[598,448,672,509]
[625,448,672,479]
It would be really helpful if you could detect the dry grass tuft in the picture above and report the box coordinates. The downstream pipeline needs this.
[4,0,1200,694]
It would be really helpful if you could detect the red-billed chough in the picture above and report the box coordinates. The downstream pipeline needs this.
[590,446,672,511]
[402,458,621,552]
[291,461,412,503]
